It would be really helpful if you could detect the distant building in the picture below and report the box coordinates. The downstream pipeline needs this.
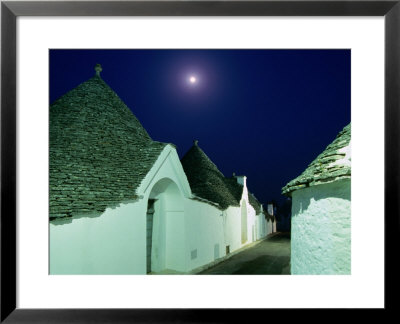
[181,141,269,256]
[49,65,269,274]
[282,124,351,274]
[266,202,277,234]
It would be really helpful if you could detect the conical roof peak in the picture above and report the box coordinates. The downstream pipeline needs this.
[181,143,239,210]
[50,75,166,220]
[282,123,351,195]
[182,142,224,176]
[181,141,262,212]
[51,75,153,144]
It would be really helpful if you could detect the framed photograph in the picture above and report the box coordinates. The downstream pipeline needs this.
[1,0,398,321]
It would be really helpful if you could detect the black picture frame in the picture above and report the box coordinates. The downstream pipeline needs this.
[1,0,398,322]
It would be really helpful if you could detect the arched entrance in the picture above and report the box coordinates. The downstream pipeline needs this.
[146,178,185,273]
[241,201,248,244]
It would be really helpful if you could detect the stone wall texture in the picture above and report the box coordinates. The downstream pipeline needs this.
[181,142,262,213]
[282,123,351,196]
[291,178,351,274]
[50,147,269,274]
[50,76,166,219]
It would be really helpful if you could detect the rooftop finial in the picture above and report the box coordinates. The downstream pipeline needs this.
[95,64,102,77]
[194,140,198,146]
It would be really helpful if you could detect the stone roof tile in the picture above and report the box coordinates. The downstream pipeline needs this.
[181,142,262,213]
[282,123,351,195]
[50,72,167,220]
[180,143,238,210]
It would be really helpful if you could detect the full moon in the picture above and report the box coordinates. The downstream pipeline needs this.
[189,76,197,84]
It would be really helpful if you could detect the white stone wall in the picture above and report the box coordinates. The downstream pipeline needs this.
[183,200,267,272]
[50,195,261,274]
[255,213,268,240]
[246,203,257,243]
[291,179,351,274]
[222,206,240,252]
[184,199,225,271]
[50,200,147,274]
[50,145,191,275]
[266,219,272,235]
[226,202,258,249]
[50,145,267,274]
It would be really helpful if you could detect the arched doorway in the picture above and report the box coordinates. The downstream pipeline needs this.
[146,178,185,273]
[241,201,248,244]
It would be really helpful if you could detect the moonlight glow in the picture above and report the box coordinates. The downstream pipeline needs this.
[189,76,197,84]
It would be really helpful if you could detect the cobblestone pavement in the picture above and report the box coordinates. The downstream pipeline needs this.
[199,232,291,275]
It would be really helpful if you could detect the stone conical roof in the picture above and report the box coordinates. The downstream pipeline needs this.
[181,141,262,213]
[50,73,167,220]
[282,123,351,196]
[181,142,239,210]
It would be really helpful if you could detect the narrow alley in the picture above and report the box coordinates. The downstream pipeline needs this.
[200,232,290,275]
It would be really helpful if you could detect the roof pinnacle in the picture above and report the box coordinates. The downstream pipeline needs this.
[194,140,198,146]
[95,64,102,77]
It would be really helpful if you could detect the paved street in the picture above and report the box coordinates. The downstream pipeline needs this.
[199,232,291,275]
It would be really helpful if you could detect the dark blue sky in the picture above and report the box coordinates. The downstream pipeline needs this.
[50,49,350,206]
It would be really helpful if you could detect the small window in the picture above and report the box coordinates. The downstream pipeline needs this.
[191,249,197,260]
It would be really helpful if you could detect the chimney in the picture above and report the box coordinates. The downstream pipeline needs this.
[236,175,247,187]
[267,204,274,216]
[193,140,198,146]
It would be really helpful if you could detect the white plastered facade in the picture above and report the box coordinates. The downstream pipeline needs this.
[50,145,269,274]
[290,178,351,274]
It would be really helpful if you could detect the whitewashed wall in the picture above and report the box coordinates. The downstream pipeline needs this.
[183,200,267,272]
[148,179,187,273]
[50,196,262,274]
[255,213,268,240]
[184,199,225,271]
[50,145,191,275]
[50,200,147,274]
[50,145,269,275]
[223,206,242,253]
[266,219,271,235]
[290,178,351,274]
[246,204,257,243]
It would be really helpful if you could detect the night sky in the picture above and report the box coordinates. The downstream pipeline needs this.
[50,49,350,207]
